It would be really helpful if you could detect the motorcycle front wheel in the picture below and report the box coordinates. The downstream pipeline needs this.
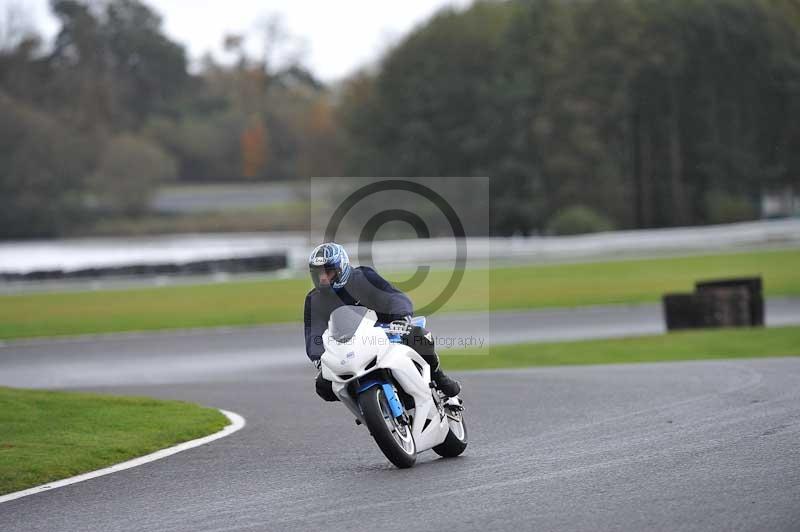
[433,411,468,458]
[358,386,416,468]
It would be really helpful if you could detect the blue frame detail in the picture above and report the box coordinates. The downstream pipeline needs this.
[356,379,383,393]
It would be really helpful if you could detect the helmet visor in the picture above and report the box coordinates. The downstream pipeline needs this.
[310,264,341,289]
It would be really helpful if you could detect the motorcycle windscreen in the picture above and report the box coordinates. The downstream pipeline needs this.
[329,305,375,343]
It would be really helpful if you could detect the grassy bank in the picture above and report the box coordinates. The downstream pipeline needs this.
[0,388,229,495]
[0,248,798,340]
[441,325,800,370]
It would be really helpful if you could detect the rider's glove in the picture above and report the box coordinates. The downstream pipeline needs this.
[388,316,413,335]
[312,359,322,371]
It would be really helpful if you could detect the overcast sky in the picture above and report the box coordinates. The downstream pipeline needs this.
[3,0,473,82]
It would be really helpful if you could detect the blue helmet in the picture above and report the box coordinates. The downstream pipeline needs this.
[308,242,351,290]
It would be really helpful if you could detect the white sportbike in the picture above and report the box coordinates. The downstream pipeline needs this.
[320,305,467,468]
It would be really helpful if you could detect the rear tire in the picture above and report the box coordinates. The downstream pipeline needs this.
[433,413,468,458]
[359,386,416,468]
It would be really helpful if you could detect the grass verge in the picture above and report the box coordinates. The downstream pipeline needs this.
[0,248,798,340]
[441,325,800,370]
[0,388,229,496]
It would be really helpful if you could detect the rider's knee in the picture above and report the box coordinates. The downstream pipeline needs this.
[407,326,437,360]
[409,326,434,347]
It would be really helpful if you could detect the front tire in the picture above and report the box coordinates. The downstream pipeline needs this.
[433,412,468,458]
[358,386,416,468]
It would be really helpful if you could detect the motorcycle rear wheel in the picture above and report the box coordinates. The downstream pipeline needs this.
[359,386,416,468]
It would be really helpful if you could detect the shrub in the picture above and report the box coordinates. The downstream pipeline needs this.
[546,205,615,235]
[705,191,756,224]
[92,135,177,216]
[0,92,94,237]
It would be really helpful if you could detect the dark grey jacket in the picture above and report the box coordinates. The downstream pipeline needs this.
[303,266,413,361]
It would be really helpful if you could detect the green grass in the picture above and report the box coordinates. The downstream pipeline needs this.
[0,248,798,340]
[0,387,229,495]
[441,325,800,370]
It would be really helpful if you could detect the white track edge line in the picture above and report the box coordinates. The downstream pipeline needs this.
[0,409,245,504]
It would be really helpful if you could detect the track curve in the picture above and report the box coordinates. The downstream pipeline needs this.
[1,304,799,531]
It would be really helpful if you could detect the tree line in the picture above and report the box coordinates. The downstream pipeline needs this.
[341,0,800,235]
[1,0,799,238]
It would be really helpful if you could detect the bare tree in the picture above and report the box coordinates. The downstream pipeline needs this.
[255,13,308,75]
[0,1,35,52]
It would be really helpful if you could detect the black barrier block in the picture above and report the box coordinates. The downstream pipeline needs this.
[663,293,704,330]
[664,276,763,331]
[696,277,764,326]
[698,287,752,328]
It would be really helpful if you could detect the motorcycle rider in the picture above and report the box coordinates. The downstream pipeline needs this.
[304,242,461,402]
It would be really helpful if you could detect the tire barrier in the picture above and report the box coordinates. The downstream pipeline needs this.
[0,253,287,282]
[663,277,764,331]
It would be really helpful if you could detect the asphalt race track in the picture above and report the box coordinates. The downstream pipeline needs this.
[1,301,799,531]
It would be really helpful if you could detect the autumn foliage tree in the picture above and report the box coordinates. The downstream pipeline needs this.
[241,118,269,179]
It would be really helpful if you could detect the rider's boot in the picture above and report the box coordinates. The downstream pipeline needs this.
[432,367,461,397]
